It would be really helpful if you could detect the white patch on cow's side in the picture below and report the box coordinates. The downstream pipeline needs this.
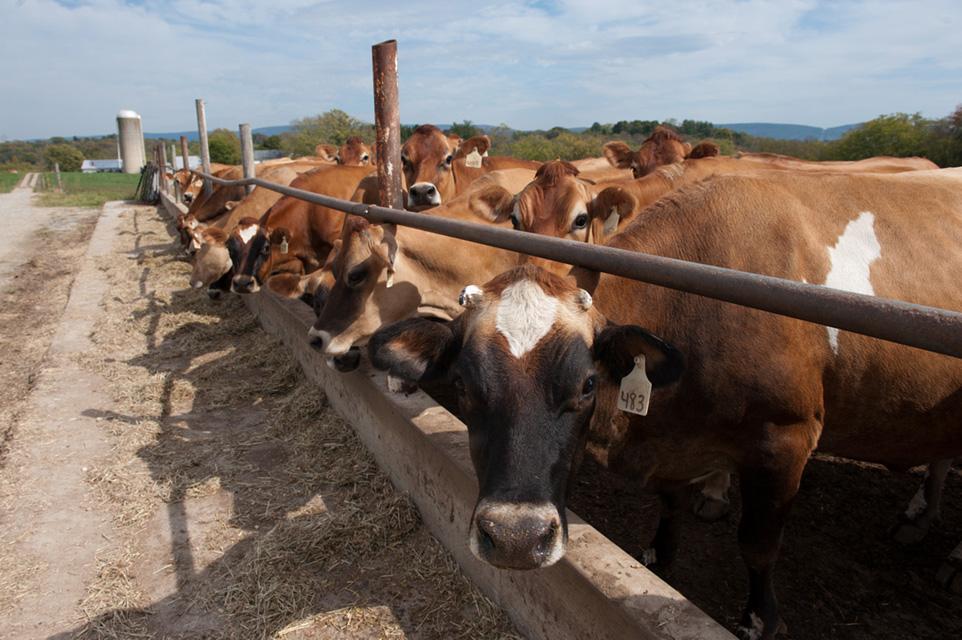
[237,225,258,245]
[824,212,882,354]
[495,280,558,358]
[905,485,928,520]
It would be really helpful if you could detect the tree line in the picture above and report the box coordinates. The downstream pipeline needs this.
[3,106,960,172]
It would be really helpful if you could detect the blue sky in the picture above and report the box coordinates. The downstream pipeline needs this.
[1,0,960,140]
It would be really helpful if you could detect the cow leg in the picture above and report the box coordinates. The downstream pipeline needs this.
[641,489,683,570]
[892,459,952,545]
[936,540,962,594]
[692,471,732,521]
[736,426,811,640]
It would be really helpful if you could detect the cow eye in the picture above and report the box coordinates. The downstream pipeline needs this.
[261,242,271,255]
[361,154,369,162]
[582,375,596,396]
[573,213,589,229]
[510,213,521,230]
[444,154,453,166]
[401,154,410,166]
[347,266,367,287]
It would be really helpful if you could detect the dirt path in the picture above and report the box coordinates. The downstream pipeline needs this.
[0,201,518,639]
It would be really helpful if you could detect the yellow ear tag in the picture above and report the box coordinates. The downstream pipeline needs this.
[618,355,652,416]
[465,149,483,168]
[603,210,620,236]
[280,239,289,254]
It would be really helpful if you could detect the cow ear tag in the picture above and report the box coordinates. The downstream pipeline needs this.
[465,149,483,168]
[603,209,620,236]
[279,239,289,254]
[618,355,652,416]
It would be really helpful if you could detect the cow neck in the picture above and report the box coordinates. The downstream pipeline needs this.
[393,223,519,319]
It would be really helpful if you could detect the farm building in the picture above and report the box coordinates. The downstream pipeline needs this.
[80,158,122,173]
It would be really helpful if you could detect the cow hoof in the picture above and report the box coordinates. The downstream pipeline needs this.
[936,560,962,594]
[692,494,731,522]
[387,375,418,395]
[891,520,929,546]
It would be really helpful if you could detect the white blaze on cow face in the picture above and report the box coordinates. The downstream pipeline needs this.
[237,224,258,245]
[495,280,559,358]
[824,212,882,354]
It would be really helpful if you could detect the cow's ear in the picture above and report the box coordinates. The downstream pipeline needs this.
[687,141,720,159]
[315,144,338,162]
[593,325,684,387]
[467,184,514,223]
[270,227,291,253]
[588,186,636,241]
[369,317,462,383]
[446,133,463,153]
[603,141,634,169]
[457,134,491,158]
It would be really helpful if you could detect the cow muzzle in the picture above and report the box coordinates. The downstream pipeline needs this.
[470,501,565,570]
[231,274,259,294]
[408,182,441,208]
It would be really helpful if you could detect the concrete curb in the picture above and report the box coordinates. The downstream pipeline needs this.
[159,190,734,640]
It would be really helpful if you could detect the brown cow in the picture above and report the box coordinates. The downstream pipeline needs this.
[314,136,375,166]
[402,125,540,208]
[228,164,376,297]
[307,169,537,358]
[368,168,962,639]
[602,126,700,178]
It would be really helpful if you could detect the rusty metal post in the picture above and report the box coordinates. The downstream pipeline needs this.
[372,39,403,210]
[159,142,169,192]
[239,123,255,196]
[195,98,212,196]
[180,135,190,174]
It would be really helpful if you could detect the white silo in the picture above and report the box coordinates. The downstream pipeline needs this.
[117,110,146,174]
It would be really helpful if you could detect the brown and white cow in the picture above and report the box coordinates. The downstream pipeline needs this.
[368,168,962,639]
[228,164,376,297]
[401,125,540,208]
[307,168,538,358]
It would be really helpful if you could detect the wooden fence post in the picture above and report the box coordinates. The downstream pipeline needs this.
[372,39,403,210]
[159,143,169,192]
[180,135,190,174]
[54,162,63,193]
[239,123,255,196]
[195,98,212,196]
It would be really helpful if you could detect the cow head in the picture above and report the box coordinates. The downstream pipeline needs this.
[603,126,690,178]
[368,265,683,570]
[401,125,484,208]
[307,187,512,358]
[188,227,232,296]
[338,136,375,166]
[500,161,636,272]
[227,218,290,294]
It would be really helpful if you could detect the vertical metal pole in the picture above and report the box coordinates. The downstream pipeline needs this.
[159,143,169,192]
[372,39,403,210]
[195,98,212,196]
[180,135,190,174]
[239,123,256,196]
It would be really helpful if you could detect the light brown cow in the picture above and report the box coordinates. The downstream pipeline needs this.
[307,169,537,357]
[401,125,541,208]
[228,164,376,297]
[602,126,700,178]
[314,136,375,166]
[368,168,962,639]
[737,151,938,174]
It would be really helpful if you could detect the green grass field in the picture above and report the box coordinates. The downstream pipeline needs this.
[36,171,140,207]
[0,172,22,193]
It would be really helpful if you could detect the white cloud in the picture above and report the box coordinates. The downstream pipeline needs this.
[0,0,960,139]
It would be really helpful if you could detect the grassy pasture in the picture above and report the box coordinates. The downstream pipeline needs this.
[0,173,21,193]
[36,171,140,207]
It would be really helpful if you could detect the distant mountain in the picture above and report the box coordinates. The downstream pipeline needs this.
[144,125,293,141]
[719,122,861,141]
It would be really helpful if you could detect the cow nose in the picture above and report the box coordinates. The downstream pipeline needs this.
[231,275,255,294]
[408,182,440,206]
[471,503,563,570]
[308,326,331,352]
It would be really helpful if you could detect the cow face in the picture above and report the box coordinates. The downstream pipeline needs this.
[228,219,290,294]
[189,227,232,292]
[507,162,637,269]
[308,217,408,357]
[401,125,463,208]
[338,136,374,166]
[368,265,683,570]
[603,126,690,178]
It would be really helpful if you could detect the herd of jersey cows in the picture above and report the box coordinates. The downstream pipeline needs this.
[170,125,962,639]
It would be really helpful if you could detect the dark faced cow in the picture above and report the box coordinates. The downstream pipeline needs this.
[369,168,962,639]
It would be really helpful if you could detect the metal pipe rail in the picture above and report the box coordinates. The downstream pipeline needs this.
[192,169,962,360]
